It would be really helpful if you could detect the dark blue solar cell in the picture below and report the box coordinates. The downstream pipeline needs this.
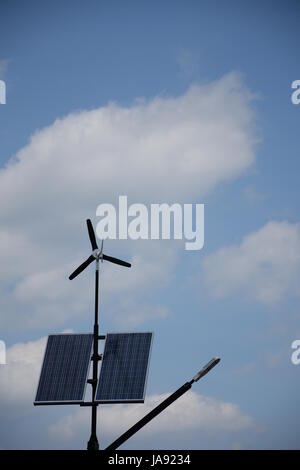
[34,334,93,404]
[96,332,153,403]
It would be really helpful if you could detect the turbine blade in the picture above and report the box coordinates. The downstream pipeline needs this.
[69,255,95,280]
[102,254,131,268]
[86,219,98,250]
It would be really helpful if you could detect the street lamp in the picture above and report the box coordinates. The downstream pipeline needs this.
[105,357,221,451]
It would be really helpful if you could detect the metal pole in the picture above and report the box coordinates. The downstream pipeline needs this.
[105,358,220,452]
[87,258,100,451]
[105,382,191,451]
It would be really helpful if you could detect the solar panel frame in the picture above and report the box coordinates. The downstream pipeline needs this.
[95,332,153,404]
[34,333,93,406]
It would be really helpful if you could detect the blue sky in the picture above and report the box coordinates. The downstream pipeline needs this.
[0,0,299,450]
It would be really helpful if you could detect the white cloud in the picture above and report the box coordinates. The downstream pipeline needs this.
[0,336,46,414]
[11,264,91,328]
[0,335,253,448]
[48,391,252,447]
[0,72,257,329]
[203,221,300,304]
[0,72,256,215]
[110,302,171,328]
[0,331,74,420]
[0,241,177,330]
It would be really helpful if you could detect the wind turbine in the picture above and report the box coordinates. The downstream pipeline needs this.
[69,219,131,450]
[69,219,131,280]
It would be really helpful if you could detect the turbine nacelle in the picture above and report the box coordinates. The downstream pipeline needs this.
[92,240,104,261]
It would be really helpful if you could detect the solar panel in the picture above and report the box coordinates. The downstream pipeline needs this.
[95,332,153,403]
[34,333,93,405]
